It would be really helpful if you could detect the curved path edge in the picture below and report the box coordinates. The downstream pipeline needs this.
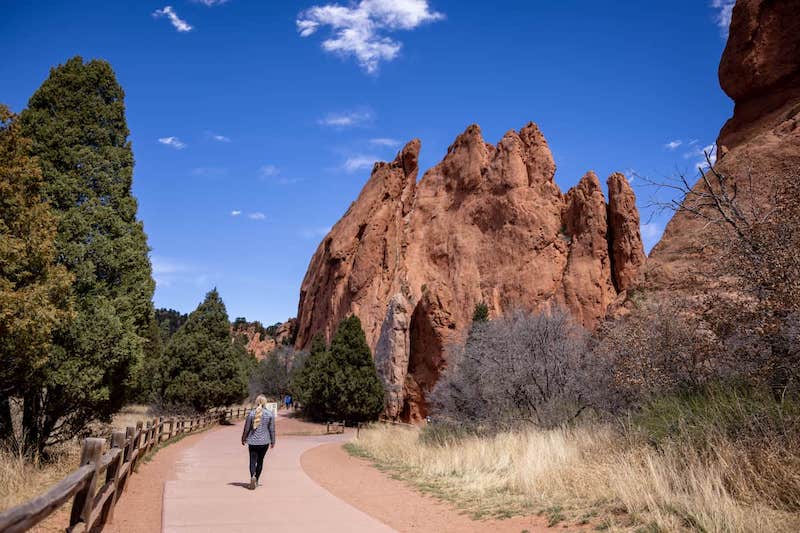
[301,441,554,533]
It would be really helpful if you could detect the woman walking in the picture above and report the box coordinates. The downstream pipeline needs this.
[241,395,276,490]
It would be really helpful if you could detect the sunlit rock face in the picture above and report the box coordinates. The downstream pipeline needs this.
[295,120,643,421]
[644,0,800,292]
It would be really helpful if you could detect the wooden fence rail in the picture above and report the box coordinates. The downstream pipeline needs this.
[0,407,249,533]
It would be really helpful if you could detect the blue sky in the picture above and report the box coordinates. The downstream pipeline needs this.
[3,0,735,324]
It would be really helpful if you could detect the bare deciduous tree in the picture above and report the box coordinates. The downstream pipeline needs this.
[645,154,800,392]
[430,309,611,430]
[594,299,720,402]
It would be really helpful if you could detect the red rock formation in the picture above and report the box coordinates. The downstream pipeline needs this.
[607,172,646,291]
[233,318,297,361]
[296,122,644,420]
[374,293,412,419]
[274,318,297,346]
[294,141,419,351]
[645,0,800,291]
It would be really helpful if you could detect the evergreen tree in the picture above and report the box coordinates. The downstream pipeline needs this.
[155,308,188,342]
[292,317,384,423]
[0,105,73,441]
[130,311,164,403]
[291,334,336,419]
[19,57,155,453]
[162,289,251,411]
[472,302,489,323]
[328,315,385,422]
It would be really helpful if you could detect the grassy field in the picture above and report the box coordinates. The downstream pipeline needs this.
[349,407,800,532]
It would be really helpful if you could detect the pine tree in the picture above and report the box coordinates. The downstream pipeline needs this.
[293,317,384,422]
[19,57,155,453]
[329,315,385,423]
[292,333,337,420]
[162,289,251,411]
[0,105,73,441]
[472,302,489,323]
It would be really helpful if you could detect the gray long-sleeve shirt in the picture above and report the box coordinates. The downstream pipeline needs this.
[241,408,275,446]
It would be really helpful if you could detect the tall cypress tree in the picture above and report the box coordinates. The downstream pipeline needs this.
[162,289,251,411]
[329,315,385,423]
[19,57,155,453]
[0,106,73,442]
[293,317,384,423]
[292,333,337,420]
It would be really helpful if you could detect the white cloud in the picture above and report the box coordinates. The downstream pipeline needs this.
[248,212,267,220]
[153,6,193,32]
[277,177,304,185]
[711,1,735,36]
[151,255,207,288]
[193,0,229,6]
[664,139,682,150]
[300,226,332,239]
[370,137,401,147]
[684,143,717,170]
[192,167,228,177]
[640,222,665,254]
[259,164,280,177]
[297,0,444,73]
[344,155,379,173]
[211,134,231,143]
[231,210,242,216]
[623,168,637,183]
[158,136,187,149]
[256,164,302,185]
[318,109,373,127]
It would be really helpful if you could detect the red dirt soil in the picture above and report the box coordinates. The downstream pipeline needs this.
[301,441,556,533]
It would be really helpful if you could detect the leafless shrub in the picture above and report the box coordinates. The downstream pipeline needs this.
[645,156,800,393]
[594,299,722,402]
[430,308,612,430]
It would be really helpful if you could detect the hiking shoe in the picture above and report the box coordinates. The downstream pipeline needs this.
[250,476,257,490]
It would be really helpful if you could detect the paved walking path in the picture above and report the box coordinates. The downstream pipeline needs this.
[162,417,395,533]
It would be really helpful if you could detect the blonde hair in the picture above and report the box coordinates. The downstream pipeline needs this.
[252,395,268,430]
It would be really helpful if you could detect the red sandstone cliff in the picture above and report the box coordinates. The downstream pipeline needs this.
[296,122,644,420]
[644,0,800,290]
[234,318,297,361]
[294,0,797,423]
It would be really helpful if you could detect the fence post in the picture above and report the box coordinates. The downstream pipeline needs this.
[133,421,144,472]
[120,426,135,494]
[68,437,104,531]
[169,418,175,439]
[156,417,162,444]
[124,426,135,463]
[101,431,126,526]
[145,420,154,455]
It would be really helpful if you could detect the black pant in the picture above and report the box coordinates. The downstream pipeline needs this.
[248,444,269,479]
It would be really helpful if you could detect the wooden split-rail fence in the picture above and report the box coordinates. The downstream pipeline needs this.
[0,407,249,533]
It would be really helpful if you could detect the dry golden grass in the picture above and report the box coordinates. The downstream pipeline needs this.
[0,441,80,513]
[0,403,167,515]
[350,424,800,532]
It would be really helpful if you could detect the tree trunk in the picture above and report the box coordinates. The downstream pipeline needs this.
[22,390,43,456]
[0,393,12,442]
